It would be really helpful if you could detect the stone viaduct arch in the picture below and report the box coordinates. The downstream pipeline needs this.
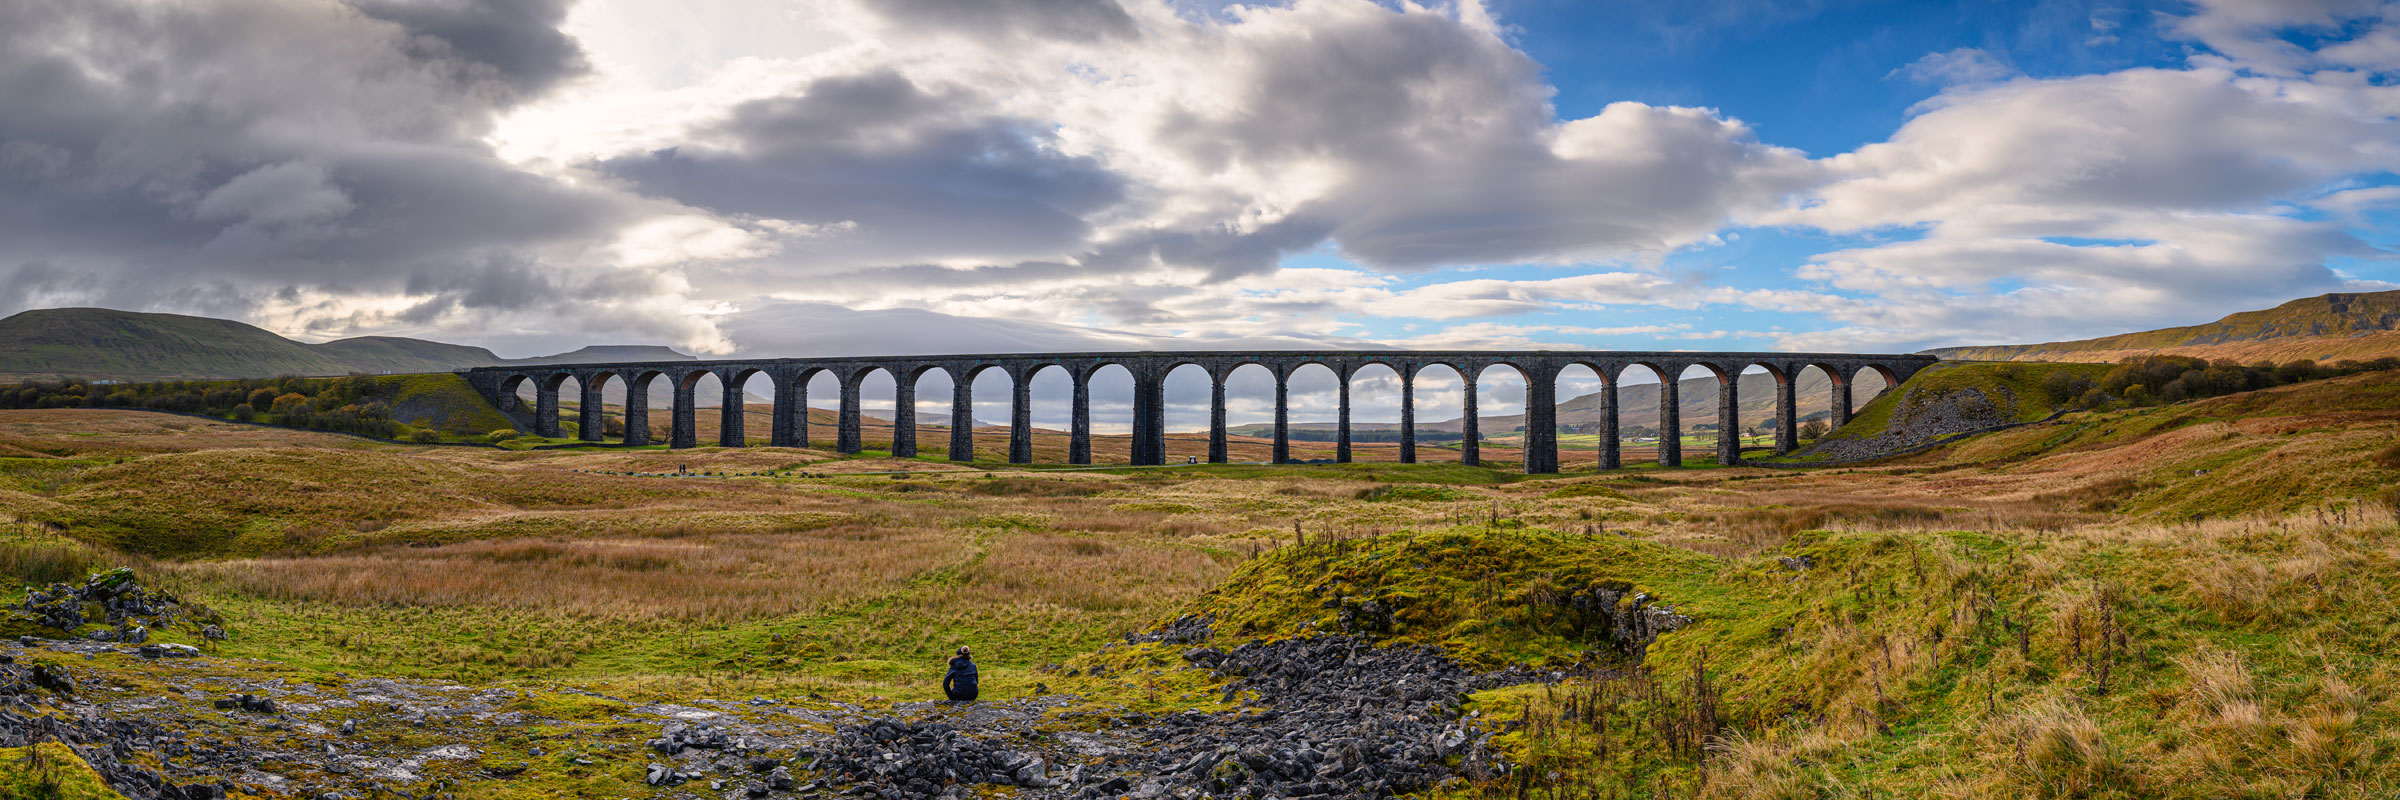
[463,350,1936,473]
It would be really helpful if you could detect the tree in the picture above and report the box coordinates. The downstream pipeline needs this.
[1799,420,1829,440]
[247,388,280,409]
[268,393,311,415]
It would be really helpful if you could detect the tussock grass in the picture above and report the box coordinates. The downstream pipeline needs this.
[6,374,2400,796]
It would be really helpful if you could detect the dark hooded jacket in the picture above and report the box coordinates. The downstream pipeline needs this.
[944,654,979,701]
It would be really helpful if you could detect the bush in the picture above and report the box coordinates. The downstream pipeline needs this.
[409,429,442,443]
[247,388,280,409]
[486,429,523,443]
[2041,369,2095,402]
[228,403,256,422]
[268,393,311,415]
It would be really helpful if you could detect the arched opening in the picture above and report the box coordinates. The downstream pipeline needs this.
[1678,363,1733,466]
[1346,363,1403,463]
[1616,363,1673,466]
[502,374,532,412]
[1283,362,1340,464]
[1161,363,1211,463]
[1555,364,1603,470]
[1794,364,1844,444]
[854,368,897,454]
[1409,363,1468,463]
[1853,365,1895,401]
[1221,363,1278,463]
[1085,363,1138,464]
[1476,364,1528,470]
[804,370,841,450]
[1731,363,1789,457]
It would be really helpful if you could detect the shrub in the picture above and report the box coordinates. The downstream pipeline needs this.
[486,429,523,443]
[228,403,256,422]
[2041,369,2095,403]
[268,393,311,415]
[247,388,280,409]
[1798,420,1830,440]
[410,429,442,443]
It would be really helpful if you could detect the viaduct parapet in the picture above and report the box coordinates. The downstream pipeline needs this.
[460,350,1937,473]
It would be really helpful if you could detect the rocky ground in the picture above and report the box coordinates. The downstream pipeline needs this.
[0,614,1563,800]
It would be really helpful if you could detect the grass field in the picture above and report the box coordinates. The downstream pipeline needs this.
[4,366,2398,797]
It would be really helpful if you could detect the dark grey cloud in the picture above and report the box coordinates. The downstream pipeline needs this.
[347,0,592,98]
[0,0,644,331]
[868,0,1138,43]
[599,70,1127,268]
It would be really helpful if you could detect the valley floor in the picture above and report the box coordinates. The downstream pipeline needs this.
[3,369,2399,798]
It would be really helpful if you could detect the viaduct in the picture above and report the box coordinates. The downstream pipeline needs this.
[461,350,1938,474]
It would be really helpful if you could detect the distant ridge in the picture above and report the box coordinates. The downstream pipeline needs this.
[0,307,692,382]
[1923,291,2400,363]
[512,345,698,366]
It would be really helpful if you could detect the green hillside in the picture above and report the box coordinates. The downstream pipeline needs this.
[1926,290,2400,362]
[0,308,360,381]
[0,308,690,382]
[311,336,511,375]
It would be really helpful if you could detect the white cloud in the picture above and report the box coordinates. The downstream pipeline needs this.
[1889,48,2016,85]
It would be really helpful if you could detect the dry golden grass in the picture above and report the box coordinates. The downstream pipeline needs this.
[173,525,964,620]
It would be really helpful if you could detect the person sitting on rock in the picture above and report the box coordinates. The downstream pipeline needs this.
[944,645,979,703]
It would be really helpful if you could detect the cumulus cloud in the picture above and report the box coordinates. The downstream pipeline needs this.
[1758,30,2400,350]
[4,0,2400,363]
[0,0,701,351]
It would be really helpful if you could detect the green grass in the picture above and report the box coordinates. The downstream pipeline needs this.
[367,373,517,436]
[0,307,501,382]
[1787,361,2108,461]
[0,742,128,800]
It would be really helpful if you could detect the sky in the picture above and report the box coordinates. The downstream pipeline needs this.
[4,0,2399,430]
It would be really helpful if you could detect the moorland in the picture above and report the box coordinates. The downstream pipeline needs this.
[0,349,2396,798]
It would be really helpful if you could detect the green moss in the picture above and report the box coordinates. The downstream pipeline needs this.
[1188,527,1719,667]
[0,743,131,800]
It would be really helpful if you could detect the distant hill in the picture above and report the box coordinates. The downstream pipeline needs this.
[0,307,694,382]
[1923,291,2400,364]
[513,345,698,365]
